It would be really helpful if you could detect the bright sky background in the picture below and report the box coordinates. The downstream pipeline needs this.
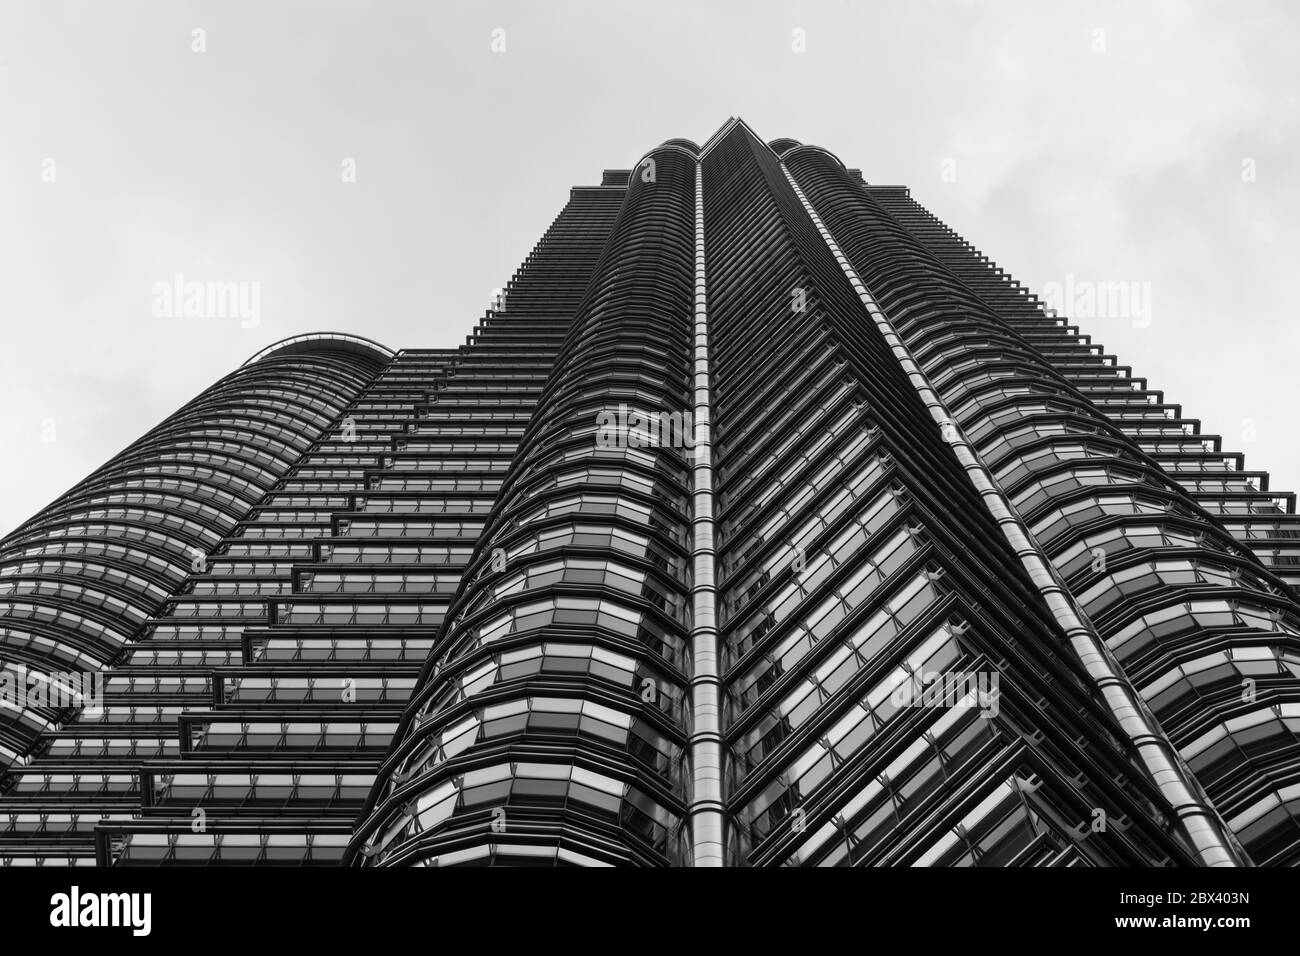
[1,0,1297,536]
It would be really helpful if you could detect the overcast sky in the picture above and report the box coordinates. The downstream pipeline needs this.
[1,0,1296,536]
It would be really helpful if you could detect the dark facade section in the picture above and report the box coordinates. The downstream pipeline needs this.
[1,173,626,865]
[0,338,387,774]
[702,120,1200,867]
[91,184,624,866]
[347,146,698,867]
[785,144,1300,865]
[865,188,1300,592]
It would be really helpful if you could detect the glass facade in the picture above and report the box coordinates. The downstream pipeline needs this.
[3,119,1299,866]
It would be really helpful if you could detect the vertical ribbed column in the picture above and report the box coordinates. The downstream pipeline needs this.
[777,160,1243,868]
[688,161,725,866]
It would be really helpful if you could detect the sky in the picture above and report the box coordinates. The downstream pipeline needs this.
[1,0,1297,536]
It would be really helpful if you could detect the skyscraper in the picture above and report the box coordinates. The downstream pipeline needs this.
[3,118,1299,868]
